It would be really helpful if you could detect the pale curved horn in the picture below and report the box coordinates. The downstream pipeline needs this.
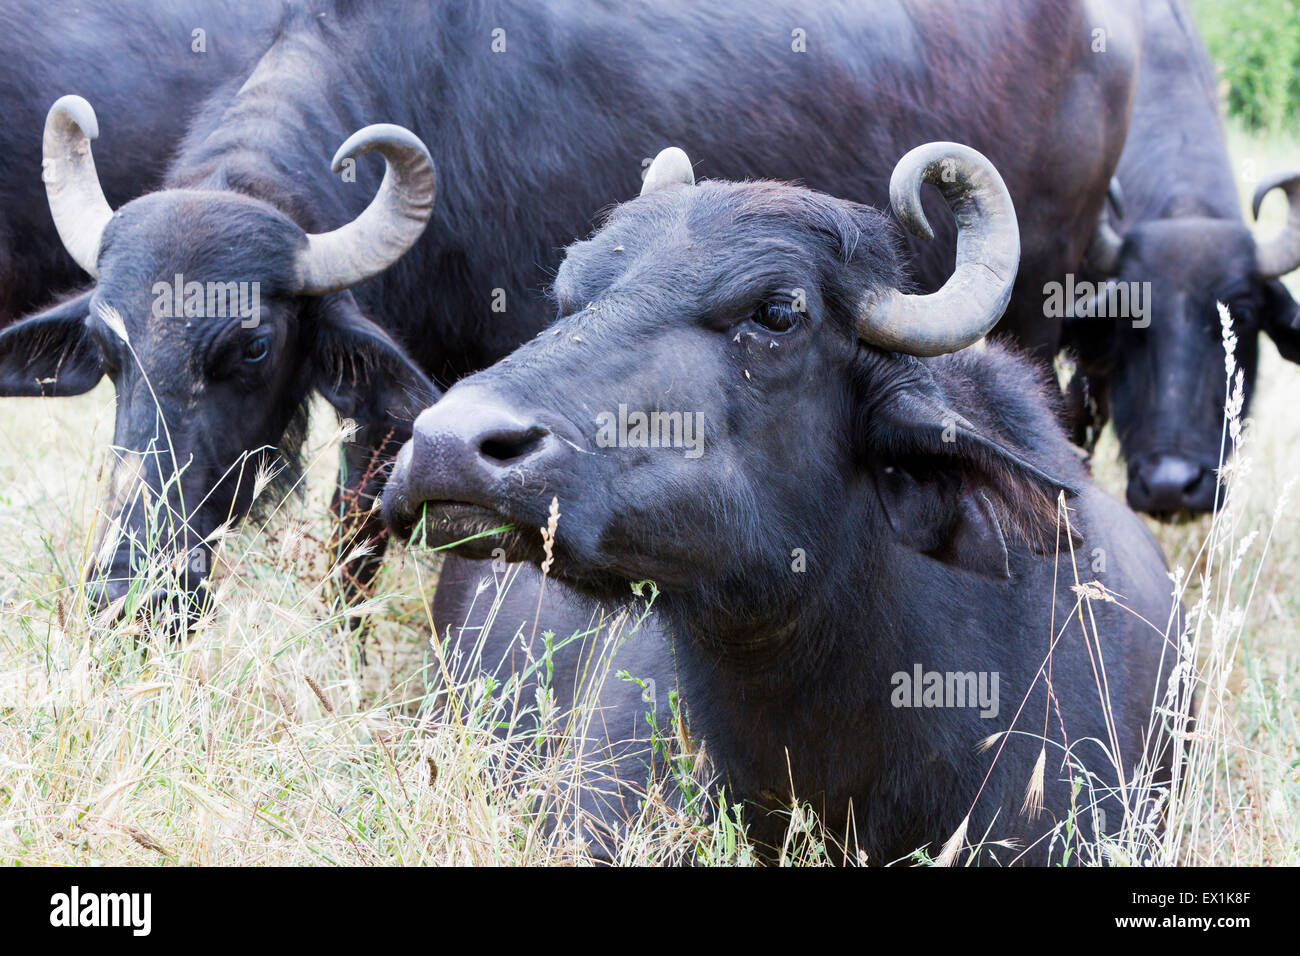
[42,95,115,278]
[1251,170,1300,279]
[1085,177,1125,274]
[857,142,1020,357]
[297,124,437,295]
[640,147,695,195]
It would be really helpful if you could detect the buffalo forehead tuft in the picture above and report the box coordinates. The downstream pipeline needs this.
[559,181,905,321]
[99,191,307,303]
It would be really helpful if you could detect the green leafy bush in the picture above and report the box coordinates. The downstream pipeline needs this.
[1190,0,1300,133]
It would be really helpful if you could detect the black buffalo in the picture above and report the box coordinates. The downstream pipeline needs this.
[1065,0,1300,514]
[0,0,1139,616]
[0,0,281,323]
[385,144,1186,863]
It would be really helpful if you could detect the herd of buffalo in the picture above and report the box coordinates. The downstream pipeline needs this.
[0,0,1292,864]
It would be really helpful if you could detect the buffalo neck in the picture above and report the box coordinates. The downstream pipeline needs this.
[654,493,920,800]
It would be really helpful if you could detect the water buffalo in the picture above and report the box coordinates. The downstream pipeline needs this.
[0,0,282,324]
[1064,0,1300,514]
[385,144,1186,864]
[0,0,1139,617]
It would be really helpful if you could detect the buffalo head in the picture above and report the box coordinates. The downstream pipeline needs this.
[0,96,438,621]
[1076,172,1300,515]
[385,144,1069,619]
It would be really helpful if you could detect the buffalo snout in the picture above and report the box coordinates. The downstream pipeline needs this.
[1127,454,1219,514]
[384,386,562,542]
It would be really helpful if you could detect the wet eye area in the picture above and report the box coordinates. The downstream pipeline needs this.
[749,301,798,333]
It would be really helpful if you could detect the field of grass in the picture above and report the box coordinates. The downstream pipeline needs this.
[0,125,1298,867]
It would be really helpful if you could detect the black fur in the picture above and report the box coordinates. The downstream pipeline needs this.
[388,177,1187,864]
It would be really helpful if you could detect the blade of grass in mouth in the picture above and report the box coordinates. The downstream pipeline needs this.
[410,503,516,551]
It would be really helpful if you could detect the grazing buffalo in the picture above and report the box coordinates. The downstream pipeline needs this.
[1065,0,1300,514]
[0,0,1138,616]
[386,144,1186,864]
[0,0,281,323]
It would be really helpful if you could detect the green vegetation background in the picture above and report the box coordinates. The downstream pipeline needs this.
[1190,0,1300,133]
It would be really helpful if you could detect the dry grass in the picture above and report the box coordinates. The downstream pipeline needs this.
[1,125,1298,867]
[0,399,702,865]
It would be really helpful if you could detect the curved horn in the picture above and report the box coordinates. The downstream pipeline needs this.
[857,142,1019,357]
[1084,177,1125,275]
[641,147,695,195]
[297,124,437,295]
[1251,170,1300,278]
[42,95,115,278]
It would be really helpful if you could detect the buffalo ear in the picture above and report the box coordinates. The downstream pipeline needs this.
[1260,278,1300,364]
[310,292,439,425]
[0,290,103,396]
[867,387,1075,579]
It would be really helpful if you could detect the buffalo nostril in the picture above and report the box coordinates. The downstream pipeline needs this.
[479,426,548,464]
[1180,467,1219,510]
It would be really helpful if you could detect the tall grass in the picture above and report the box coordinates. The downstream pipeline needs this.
[1039,305,1297,867]
[0,402,733,865]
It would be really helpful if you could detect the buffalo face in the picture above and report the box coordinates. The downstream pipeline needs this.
[1089,220,1261,513]
[386,183,875,598]
[1077,177,1300,516]
[0,97,437,621]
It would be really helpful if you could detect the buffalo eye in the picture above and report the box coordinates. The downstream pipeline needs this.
[750,301,798,333]
[1211,281,1255,321]
[1222,292,1258,326]
[243,334,271,364]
